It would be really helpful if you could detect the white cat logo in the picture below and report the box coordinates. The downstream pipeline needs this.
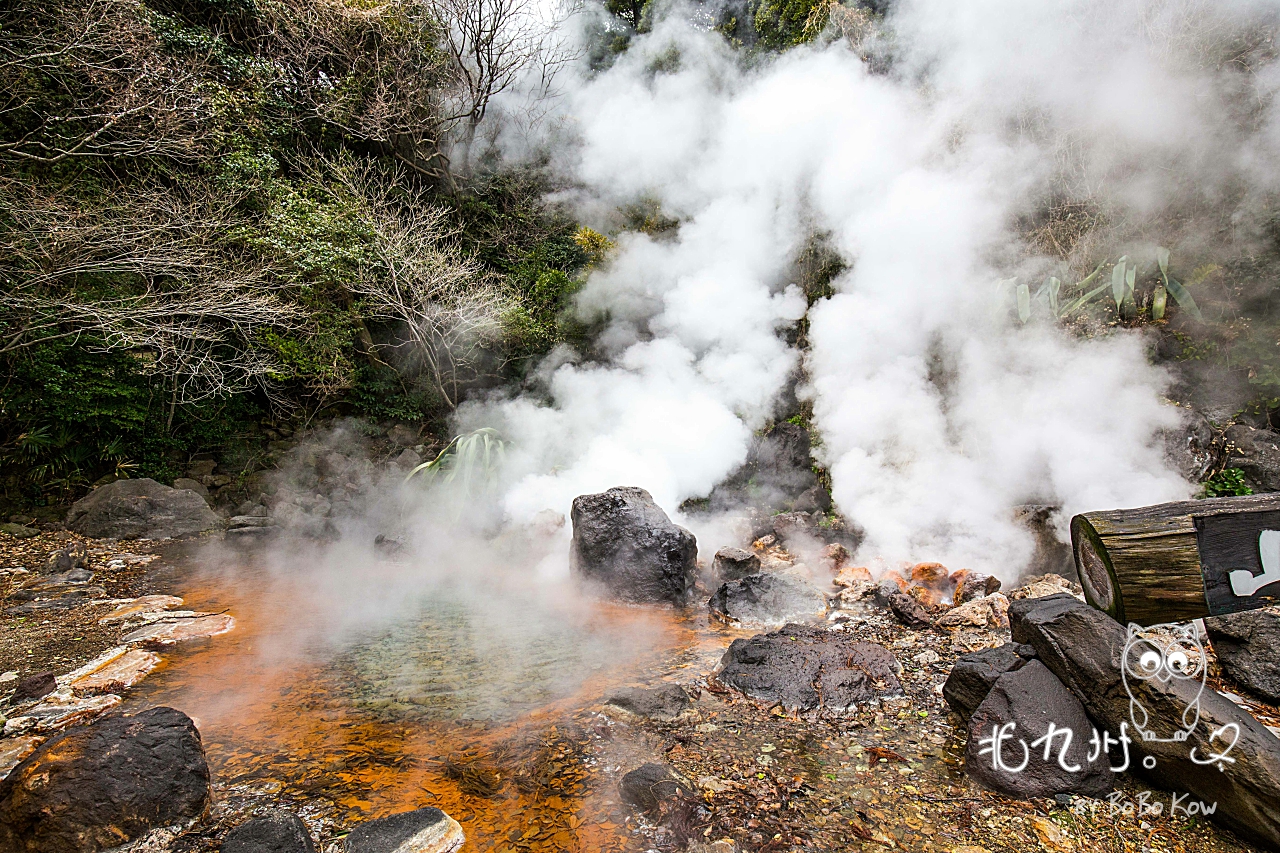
[1122,622,1206,743]
[1229,529,1280,597]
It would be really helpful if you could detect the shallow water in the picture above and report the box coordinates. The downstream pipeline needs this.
[122,549,722,852]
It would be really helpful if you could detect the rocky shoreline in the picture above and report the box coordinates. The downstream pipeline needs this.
[4,483,1280,853]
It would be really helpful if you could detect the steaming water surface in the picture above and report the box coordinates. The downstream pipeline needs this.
[120,546,725,851]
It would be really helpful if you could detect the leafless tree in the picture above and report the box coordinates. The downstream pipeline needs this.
[0,0,212,165]
[428,0,578,172]
[323,159,512,408]
[269,0,456,182]
[0,180,307,423]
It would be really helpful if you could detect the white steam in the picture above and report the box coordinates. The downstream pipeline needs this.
[476,0,1280,576]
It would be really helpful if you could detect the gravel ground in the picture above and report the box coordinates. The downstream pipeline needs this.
[0,530,194,681]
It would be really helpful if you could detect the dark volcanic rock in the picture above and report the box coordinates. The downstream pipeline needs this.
[966,660,1114,799]
[604,685,692,721]
[66,478,221,540]
[1162,410,1222,483]
[344,807,464,853]
[619,764,693,812]
[712,547,760,582]
[570,487,697,605]
[8,671,57,704]
[708,573,826,626]
[1205,607,1280,702]
[223,811,316,853]
[0,707,210,853]
[793,484,832,514]
[943,644,1037,722]
[1013,505,1075,580]
[1011,594,1280,851]
[887,591,931,630]
[1223,424,1280,492]
[718,623,901,712]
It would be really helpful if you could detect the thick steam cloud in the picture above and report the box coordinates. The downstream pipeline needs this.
[476,0,1280,577]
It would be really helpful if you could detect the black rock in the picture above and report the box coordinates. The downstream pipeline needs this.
[1205,607,1280,702]
[66,478,221,540]
[9,671,57,704]
[343,807,464,853]
[223,811,316,853]
[793,484,832,514]
[619,764,693,812]
[887,591,931,630]
[1223,424,1280,492]
[965,660,1114,799]
[712,547,760,582]
[0,707,211,853]
[718,623,901,712]
[604,685,692,721]
[570,487,697,605]
[943,644,1037,721]
[1010,594,1280,851]
[708,573,826,626]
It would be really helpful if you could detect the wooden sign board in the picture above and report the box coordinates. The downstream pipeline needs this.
[1195,510,1280,616]
[1072,494,1280,625]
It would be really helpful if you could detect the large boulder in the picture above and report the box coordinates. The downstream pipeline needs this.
[1205,607,1280,702]
[943,643,1037,722]
[0,707,211,853]
[708,573,826,626]
[1011,594,1280,852]
[222,811,316,853]
[965,659,1114,799]
[1223,424,1280,493]
[717,623,901,712]
[343,808,464,853]
[570,487,697,605]
[66,479,221,540]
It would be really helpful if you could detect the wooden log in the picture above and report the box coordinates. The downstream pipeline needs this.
[1070,493,1280,626]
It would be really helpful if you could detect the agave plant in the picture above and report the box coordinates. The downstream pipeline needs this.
[1153,247,1205,322]
[1009,249,1208,325]
[405,427,507,496]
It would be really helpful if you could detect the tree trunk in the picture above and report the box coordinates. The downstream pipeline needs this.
[1071,494,1280,626]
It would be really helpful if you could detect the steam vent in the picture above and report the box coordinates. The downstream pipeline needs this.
[9,0,1280,851]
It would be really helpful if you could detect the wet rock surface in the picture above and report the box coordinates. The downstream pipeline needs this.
[708,572,826,626]
[604,684,692,721]
[0,707,211,853]
[222,810,317,853]
[66,479,222,540]
[1206,606,1280,702]
[717,623,902,712]
[343,807,464,853]
[619,763,695,813]
[965,659,1114,799]
[570,487,698,605]
[1011,593,1280,851]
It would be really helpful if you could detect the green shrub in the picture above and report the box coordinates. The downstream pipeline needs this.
[1201,468,1253,498]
